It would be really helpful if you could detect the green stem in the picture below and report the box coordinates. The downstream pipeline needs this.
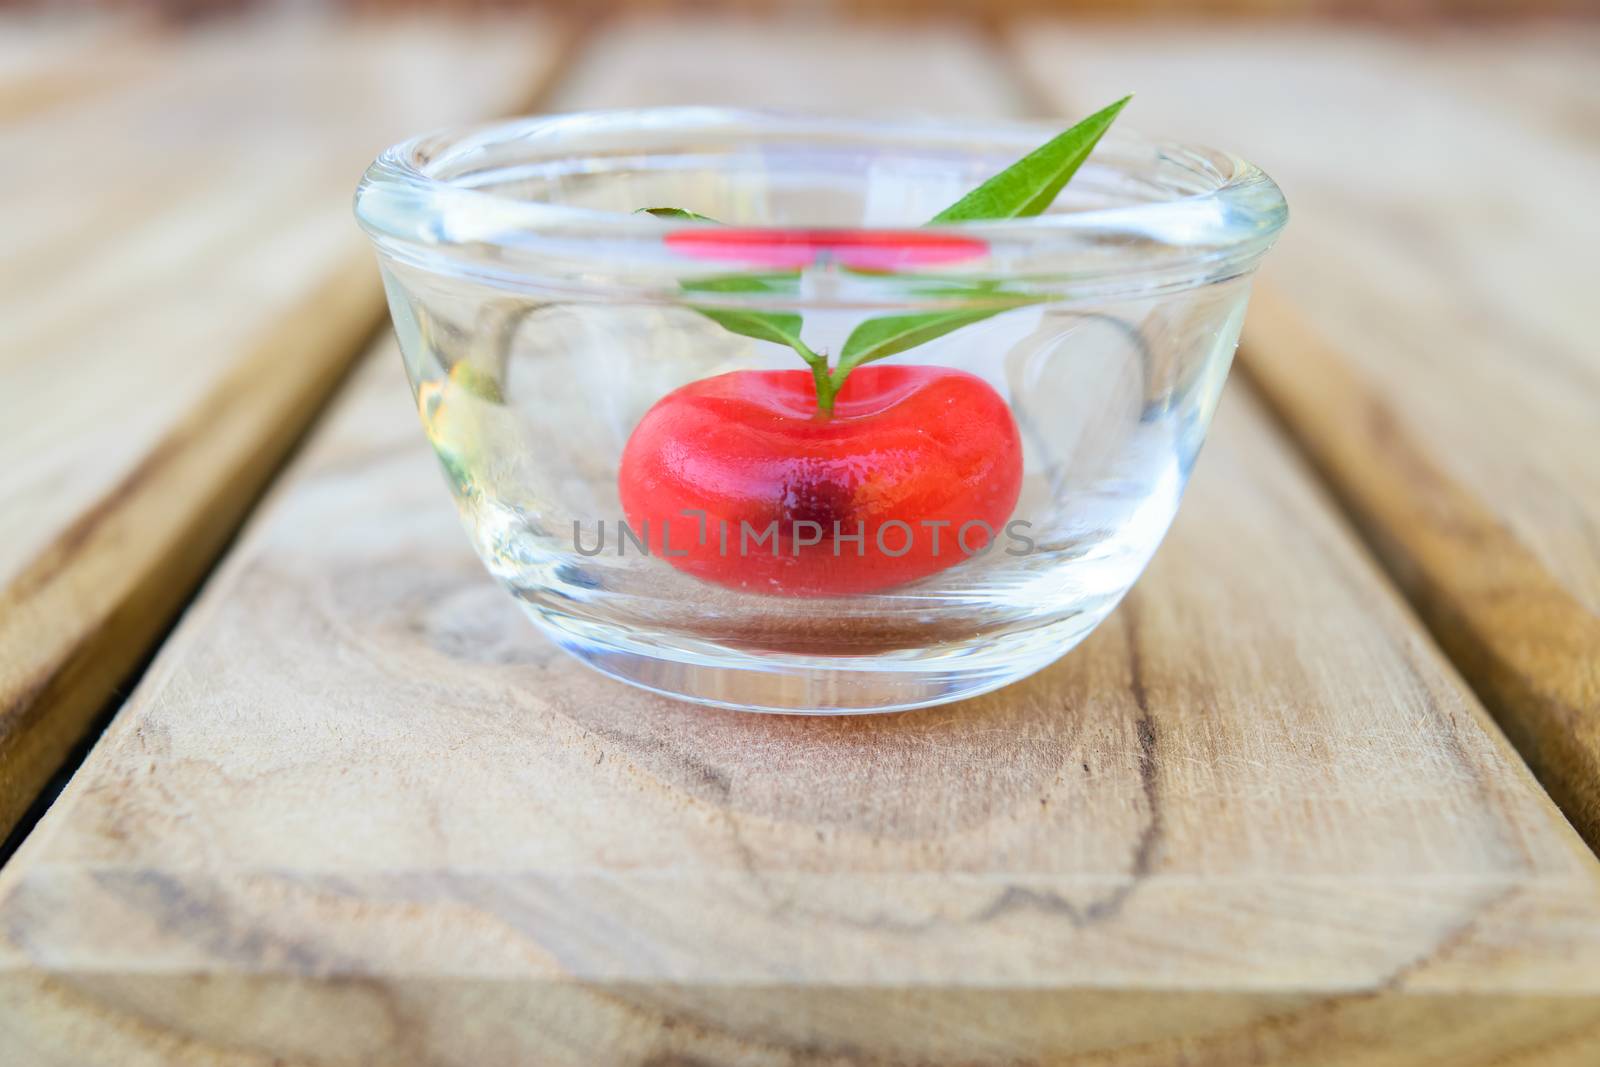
[787,339,838,418]
[811,361,838,417]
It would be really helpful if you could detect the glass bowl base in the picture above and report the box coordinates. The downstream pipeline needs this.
[524,605,1110,714]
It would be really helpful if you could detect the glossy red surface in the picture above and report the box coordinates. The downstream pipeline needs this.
[618,366,1023,596]
[664,228,988,270]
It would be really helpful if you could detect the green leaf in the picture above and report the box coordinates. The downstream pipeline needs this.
[835,284,1044,375]
[643,97,1131,409]
[832,98,1129,375]
[696,307,806,352]
[679,271,800,298]
[638,206,719,222]
[644,208,820,365]
[931,96,1131,222]
[681,272,810,354]
[836,310,1008,374]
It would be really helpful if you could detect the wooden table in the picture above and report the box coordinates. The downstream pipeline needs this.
[2,12,1598,1065]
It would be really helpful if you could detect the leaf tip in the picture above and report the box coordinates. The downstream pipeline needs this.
[638,206,717,222]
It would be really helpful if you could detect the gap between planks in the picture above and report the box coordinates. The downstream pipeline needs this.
[0,16,588,845]
[1235,289,1600,853]
[996,20,1600,854]
[3,14,1599,1066]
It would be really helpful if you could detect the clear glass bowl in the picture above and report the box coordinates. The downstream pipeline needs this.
[355,107,1286,713]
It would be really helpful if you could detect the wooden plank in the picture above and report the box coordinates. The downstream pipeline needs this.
[545,14,1027,113]
[1008,21,1600,849]
[0,14,157,124]
[350,0,1600,19]
[0,15,567,837]
[4,15,1600,1064]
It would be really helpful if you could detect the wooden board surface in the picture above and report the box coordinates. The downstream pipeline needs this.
[1008,21,1600,849]
[4,16,1600,1064]
[0,15,564,837]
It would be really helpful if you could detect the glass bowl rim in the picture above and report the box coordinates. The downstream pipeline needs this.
[354,106,1288,304]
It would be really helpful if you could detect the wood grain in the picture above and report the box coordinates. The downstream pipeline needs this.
[243,0,1600,21]
[0,15,565,837]
[1008,22,1600,849]
[6,347,1600,1063]
[4,15,1600,1065]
